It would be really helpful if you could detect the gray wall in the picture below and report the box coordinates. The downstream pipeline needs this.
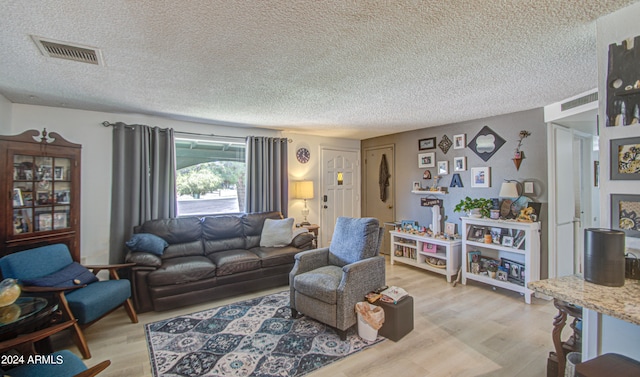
[362,108,549,278]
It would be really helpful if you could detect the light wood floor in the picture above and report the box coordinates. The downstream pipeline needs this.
[52,257,558,376]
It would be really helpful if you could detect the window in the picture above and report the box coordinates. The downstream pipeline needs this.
[175,137,246,216]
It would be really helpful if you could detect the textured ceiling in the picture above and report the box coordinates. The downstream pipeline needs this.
[0,1,636,139]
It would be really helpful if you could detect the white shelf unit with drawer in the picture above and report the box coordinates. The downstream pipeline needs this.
[461,217,541,304]
[389,230,462,282]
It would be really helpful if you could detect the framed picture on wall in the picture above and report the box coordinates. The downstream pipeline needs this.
[437,161,449,175]
[610,137,640,180]
[470,167,490,188]
[453,134,466,149]
[611,194,640,237]
[454,156,466,171]
[418,152,435,168]
[419,137,436,150]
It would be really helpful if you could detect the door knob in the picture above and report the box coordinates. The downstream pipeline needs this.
[323,205,328,209]
[388,205,393,209]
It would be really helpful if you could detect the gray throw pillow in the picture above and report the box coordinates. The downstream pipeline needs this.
[260,218,294,247]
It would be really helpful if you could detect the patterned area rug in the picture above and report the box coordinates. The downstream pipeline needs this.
[145,291,384,377]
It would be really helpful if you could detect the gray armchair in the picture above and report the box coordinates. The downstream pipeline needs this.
[289,217,385,340]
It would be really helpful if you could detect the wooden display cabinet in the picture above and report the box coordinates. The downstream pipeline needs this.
[0,129,81,262]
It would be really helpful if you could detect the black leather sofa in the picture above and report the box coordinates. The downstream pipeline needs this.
[125,211,314,312]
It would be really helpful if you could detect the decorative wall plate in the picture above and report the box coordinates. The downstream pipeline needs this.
[296,147,310,164]
[438,135,453,154]
[468,126,505,162]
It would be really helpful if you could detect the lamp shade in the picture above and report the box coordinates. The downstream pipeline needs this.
[499,182,519,198]
[294,181,314,200]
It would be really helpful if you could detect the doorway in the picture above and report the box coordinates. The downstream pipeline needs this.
[320,147,360,247]
[363,145,395,255]
[547,110,599,278]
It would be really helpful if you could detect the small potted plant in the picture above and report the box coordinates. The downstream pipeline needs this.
[487,262,499,279]
[454,196,493,218]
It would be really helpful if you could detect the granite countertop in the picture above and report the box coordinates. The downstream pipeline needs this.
[528,275,640,326]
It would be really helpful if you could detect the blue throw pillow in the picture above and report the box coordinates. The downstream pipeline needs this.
[21,262,98,287]
[126,233,168,256]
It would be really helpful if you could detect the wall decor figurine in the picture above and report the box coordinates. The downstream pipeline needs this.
[467,126,505,162]
[513,130,531,171]
[438,135,453,154]
[606,35,640,127]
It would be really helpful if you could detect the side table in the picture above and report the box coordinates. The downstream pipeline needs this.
[301,224,320,248]
[373,296,414,341]
[0,296,59,353]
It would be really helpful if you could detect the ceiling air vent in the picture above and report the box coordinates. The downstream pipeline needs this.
[561,92,598,112]
[31,35,104,65]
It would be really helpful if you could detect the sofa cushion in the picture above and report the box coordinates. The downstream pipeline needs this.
[163,240,205,259]
[139,217,202,245]
[202,215,246,254]
[243,211,283,248]
[147,256,217,286]
[126,233,168,256]
[260,218,294,247]
[207,250,261,276]
[250,245,300,268]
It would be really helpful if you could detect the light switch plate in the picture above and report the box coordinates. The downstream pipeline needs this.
[524,181,534,194]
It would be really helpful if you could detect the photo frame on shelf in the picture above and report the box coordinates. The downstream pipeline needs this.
[54,190,70,204]
[54,166,65,180]
[496,269,508,281]
[611,194,640,237]
[12,188,23,207]
[412,181,421,191]
[470,167,490,188]
[418,137,436,150]
[469,226,485,241]
[501,258,525,285]
[502,236,514,247]
[401,220,418,232]
[445,222,456,236]
[453,134,466,149]
[454,156,466,172]
[610,137,640,180]
[418,152,435,168]
[437,161,449,175]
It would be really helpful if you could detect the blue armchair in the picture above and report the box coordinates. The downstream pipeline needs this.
[0,244,138,359]
[289,217,385,340]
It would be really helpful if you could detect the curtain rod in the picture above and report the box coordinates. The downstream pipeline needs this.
[101,121,292,142]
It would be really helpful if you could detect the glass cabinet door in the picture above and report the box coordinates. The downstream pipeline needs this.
[12,155,72,235]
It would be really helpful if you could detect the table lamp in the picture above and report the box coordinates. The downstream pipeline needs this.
[294,180,314,225]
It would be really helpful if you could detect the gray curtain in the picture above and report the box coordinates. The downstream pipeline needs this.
[245,136,288,216]
[109,123,177,263]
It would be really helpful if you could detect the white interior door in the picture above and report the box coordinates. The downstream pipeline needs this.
[550,123,577,277]
[363,145,395,254]
[320,148,360,247]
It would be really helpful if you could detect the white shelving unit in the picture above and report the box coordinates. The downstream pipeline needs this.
[461,217,541,304]
[389,230,462,282]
